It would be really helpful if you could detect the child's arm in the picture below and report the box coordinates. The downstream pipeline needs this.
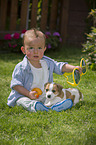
[62,64,82,74]
[13,85,37,100]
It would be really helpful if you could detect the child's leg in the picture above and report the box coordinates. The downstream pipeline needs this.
[51,99,73,112]
[16,97,49,112]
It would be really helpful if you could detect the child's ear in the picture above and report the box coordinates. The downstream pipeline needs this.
[44,47,46,52]
[21,46,25,54]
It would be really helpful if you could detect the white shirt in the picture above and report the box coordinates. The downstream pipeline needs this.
[28,59,49,102]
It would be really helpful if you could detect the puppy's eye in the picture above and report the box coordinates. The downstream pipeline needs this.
[46,89,49,92]
[52,90,56,93]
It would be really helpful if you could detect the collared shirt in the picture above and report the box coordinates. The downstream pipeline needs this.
[7,55,67,107]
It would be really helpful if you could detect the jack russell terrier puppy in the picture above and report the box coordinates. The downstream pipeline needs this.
[44,82,83,107]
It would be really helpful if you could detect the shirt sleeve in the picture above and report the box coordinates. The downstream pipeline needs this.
[53,60,68,75]
[10,65,24,89]
[43,56,68,75]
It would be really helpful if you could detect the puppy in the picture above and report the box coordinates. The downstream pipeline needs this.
[44,82,83,107]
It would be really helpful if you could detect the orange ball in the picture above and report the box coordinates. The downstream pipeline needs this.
[32,88,42,98]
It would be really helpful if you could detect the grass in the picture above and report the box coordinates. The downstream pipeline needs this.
[0,46,96,145]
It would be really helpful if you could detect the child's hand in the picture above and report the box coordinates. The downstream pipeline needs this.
[28,91,37,100]
[75,66,82,74]
[62,64,82,74]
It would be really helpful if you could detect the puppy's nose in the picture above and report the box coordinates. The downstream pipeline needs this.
[47,95,51,98]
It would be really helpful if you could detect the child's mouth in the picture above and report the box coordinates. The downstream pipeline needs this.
[34,56,39,58]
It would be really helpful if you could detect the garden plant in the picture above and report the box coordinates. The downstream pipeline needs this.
[4,30,62,52]
[82,9,96,70]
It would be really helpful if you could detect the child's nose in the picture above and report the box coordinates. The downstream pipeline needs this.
[34,48,38,54]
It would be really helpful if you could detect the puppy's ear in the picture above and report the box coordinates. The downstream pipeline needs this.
[44,82,49,89]
[56,84,63,91]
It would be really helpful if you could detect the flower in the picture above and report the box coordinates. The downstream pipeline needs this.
[45,34,49,39]
[21,29,26,33]
[45,31,51,35]
[47,44,51,49]
[13,44,17,48]
[20,30,27,38]
[4,30,26,52]
[59,37,62,42]
[53,32,60,37]
[45,31,62,50]
[4,30,62,52]
[8,42,12,47]
[13,33,20,39]
[4,34,12,40]
[20,33,24,38]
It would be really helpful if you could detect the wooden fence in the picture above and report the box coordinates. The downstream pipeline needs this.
[0,0,91,45]
[0,0,69,43]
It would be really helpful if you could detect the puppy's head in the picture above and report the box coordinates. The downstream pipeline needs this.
[44,82,63,100]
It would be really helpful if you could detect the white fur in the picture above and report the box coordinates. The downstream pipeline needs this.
[64,88,83,105]
[49,83,54,90]
[44,95,62,107]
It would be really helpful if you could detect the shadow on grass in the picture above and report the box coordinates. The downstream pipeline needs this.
[73,100,96,110]
[0,52,24,63]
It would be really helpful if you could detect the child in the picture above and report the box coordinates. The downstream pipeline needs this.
[7,28,82,112]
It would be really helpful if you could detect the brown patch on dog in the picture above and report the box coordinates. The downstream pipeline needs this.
[56,84,64,98]
[57,90,64,98]
[66,90,71,99]
[69,95,75,102]
[66,90,75,102]
[44,83,50,91]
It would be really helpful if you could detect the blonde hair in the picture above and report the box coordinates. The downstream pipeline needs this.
[22,28,46,47]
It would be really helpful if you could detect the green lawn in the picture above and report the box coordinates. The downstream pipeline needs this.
[0,46,96,145]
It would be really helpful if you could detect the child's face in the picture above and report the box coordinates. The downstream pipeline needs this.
[21,37,46,62]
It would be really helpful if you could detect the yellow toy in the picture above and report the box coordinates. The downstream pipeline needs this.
[32,88,42,98]
[64,58,87,86]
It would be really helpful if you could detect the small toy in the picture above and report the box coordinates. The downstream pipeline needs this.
[64,58,87,86]
[32,88,42,98]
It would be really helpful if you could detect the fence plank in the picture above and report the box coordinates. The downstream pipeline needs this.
[49,0,58,31]
[10,0,18,31]
[40,0,48,31]
[30,0,38,28]
[0,0,8,30]
[20,0,29,30]
[60,0,69,43]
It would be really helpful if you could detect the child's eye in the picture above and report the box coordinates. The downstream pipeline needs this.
[46,89,49,92]
[30,47,34,49]
[38,47,42,49]
[52,90,56,93]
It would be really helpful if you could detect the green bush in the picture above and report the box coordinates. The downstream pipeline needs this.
[82,9,96,70]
